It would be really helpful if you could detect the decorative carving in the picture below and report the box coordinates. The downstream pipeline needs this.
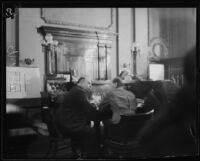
[41,33,59,76]
[37,26,116,44]
[41,8,113,30]
[38,26,116,80]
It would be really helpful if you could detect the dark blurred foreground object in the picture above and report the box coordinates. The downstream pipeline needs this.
[4,104,37,158]
[137,47,197,157]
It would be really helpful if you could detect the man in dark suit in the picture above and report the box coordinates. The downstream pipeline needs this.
[55,77,113,158]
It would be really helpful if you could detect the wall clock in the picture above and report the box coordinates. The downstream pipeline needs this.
[148,37,168,59]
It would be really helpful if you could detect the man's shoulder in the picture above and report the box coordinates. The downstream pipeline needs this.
[118,88,134,93]
[71,85,85,93]
[69,86,87,99]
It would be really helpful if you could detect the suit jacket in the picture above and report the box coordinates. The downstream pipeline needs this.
[99,87,137,124]
[55,85,112,133]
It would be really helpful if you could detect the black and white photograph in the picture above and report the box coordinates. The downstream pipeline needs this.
[2,1,199,160]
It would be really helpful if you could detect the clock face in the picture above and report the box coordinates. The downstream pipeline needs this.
[153,43,163,57]
[149,37,168,58]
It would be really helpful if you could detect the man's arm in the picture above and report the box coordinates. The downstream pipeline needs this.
[99,92,111,111]
[77,90,112,121]
[128,91,137,111]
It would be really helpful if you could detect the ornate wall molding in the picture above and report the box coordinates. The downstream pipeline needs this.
[38,26,117,44]
[148,8,195,59]
[37,26,117,80]
[41,8,114,30]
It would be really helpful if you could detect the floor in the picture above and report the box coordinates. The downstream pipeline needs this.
[4,119,143,159]
[4,134,146,159]
[28,135,73,158]
[4,134,73,159]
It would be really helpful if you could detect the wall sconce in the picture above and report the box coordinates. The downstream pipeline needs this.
[131,42,140,78]
[131,42,140,54]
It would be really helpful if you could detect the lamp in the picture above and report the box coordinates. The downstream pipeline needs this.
[131,42,140,79]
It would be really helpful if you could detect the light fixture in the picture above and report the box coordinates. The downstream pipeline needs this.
[131,42,140,79]
[131,42,140,53]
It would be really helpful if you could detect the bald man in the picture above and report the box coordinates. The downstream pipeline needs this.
[55,77,113,158]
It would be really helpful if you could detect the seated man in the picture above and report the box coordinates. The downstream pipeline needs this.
[55,77,113,158]
[99,77,137,124]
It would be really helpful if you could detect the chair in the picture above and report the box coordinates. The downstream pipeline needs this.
[41,106,72,158]
[103,110,154,158]
[40,92,84,158]
[42,106,85,159]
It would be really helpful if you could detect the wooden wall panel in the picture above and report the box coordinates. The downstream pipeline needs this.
[148,8,196,59]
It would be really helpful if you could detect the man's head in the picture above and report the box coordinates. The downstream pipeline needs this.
[77,77,91,90]
[112,77,123,88]
[119,70,129,80]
